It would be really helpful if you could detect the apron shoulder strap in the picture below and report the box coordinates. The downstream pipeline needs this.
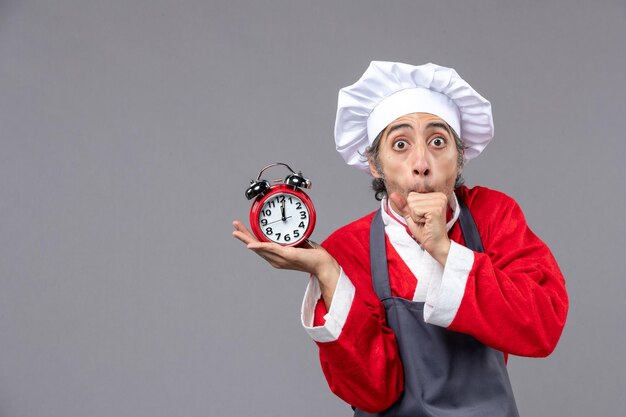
[370,210,392,299]
[457,197,485,253]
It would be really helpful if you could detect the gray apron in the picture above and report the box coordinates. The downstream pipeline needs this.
[354,199,519,417]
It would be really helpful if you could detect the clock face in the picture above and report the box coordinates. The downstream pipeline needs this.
[257,192,311,245]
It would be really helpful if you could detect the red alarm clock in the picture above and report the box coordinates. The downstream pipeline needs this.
[245,163,316,247]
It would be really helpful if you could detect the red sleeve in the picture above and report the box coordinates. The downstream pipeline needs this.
[449,187,569,357]
[312,217,404,413]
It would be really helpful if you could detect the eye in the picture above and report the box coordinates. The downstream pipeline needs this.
[429,136,446,148]
[392,140,409,151]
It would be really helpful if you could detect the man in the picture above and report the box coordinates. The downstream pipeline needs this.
[233,61,568,416]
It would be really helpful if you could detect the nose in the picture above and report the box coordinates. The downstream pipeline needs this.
[411,143,431,177]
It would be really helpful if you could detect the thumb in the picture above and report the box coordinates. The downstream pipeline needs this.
[390,192,421,242]
[389,192,409,217]
[405,215,422,242]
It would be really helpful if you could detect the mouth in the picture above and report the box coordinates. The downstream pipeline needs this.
[409,184,435,194]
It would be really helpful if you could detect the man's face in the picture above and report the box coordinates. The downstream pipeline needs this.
[369,112,461,207]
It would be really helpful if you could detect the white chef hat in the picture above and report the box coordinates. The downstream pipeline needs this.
[334,61,494,173]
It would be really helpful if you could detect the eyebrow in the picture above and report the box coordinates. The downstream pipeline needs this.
[426,121,453,135]
[385,123,413,137]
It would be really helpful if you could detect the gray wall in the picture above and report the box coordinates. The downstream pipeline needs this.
[1,1,625,416]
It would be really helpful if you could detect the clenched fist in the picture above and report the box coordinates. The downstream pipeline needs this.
[390,191,452,265]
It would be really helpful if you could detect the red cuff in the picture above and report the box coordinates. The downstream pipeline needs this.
[313,298,328,327]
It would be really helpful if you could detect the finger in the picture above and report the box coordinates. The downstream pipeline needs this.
[248,241,305,263]
[407,213,427,225]
[233,231,256,245]
[405,215,420,235]
[247,244,309,271]
[406,191,448,203]
[232,220,256,238]
[249,247,282,264]
[408,204,442,217]
[244,240,285,259]
[406,215,432,247]
[247,240,283,251]
[406,193,446,209]
[405,198,447,219]
[232,221,258,245]
[404,203,431,223]
[390,192,410,217]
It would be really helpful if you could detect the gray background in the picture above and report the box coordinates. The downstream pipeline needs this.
[1,0,625,416]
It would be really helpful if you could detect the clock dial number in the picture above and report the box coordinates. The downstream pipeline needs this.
[280,199,286,221]
[259,193,309,244]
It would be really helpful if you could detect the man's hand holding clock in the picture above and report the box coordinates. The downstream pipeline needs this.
[232,221,339,309]
[234,163,339,308]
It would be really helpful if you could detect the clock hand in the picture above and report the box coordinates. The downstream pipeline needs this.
[267,216,292,226]
[281,199,286,221]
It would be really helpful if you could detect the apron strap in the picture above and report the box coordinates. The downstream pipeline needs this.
[370,210,392,300]
[457,197,485,253]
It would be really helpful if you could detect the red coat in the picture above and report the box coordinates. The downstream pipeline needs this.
[301,186,569,413]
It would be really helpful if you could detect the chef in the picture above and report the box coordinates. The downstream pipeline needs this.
[233,61,568,416]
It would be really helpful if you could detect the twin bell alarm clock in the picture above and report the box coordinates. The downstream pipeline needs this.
[244,163,316,247]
